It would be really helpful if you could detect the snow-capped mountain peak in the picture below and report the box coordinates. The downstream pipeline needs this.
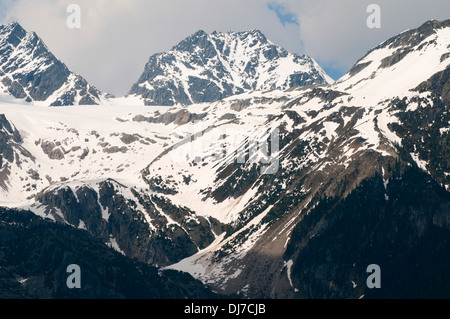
[128,29,333,106]
[0,21,107,106]
[336,19,450,102]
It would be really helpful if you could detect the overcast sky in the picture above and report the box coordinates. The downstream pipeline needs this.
[1,0,449,96]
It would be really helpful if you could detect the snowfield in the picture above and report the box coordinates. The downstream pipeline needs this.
[0,103,168,205]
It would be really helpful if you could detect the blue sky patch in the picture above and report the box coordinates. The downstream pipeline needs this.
[267,2,300,27]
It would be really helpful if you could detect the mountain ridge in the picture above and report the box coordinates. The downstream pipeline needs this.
[0,22,107,106]
[127,28,332,106]
[0,23,333,107]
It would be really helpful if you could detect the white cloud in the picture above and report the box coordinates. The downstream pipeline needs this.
[2,0,297,95]
[1,0,449,94]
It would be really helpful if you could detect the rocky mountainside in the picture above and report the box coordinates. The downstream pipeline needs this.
[0,19,448,299]
[127,29,332,106]
[0,207,218,298]
[0,22,107,106]
[284,166,450,299]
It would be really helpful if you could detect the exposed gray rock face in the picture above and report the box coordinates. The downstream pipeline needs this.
[132,109,207,125]
[0,208,219,299]
[0,114,30,164]
[128,29,332,106]
[375,19,450,52]
[0,22,105,105]
[35,179,225,266]
[351,19,450,76]
[103,146,128,154]
[39,140,65,160]
[0,114,34,190]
